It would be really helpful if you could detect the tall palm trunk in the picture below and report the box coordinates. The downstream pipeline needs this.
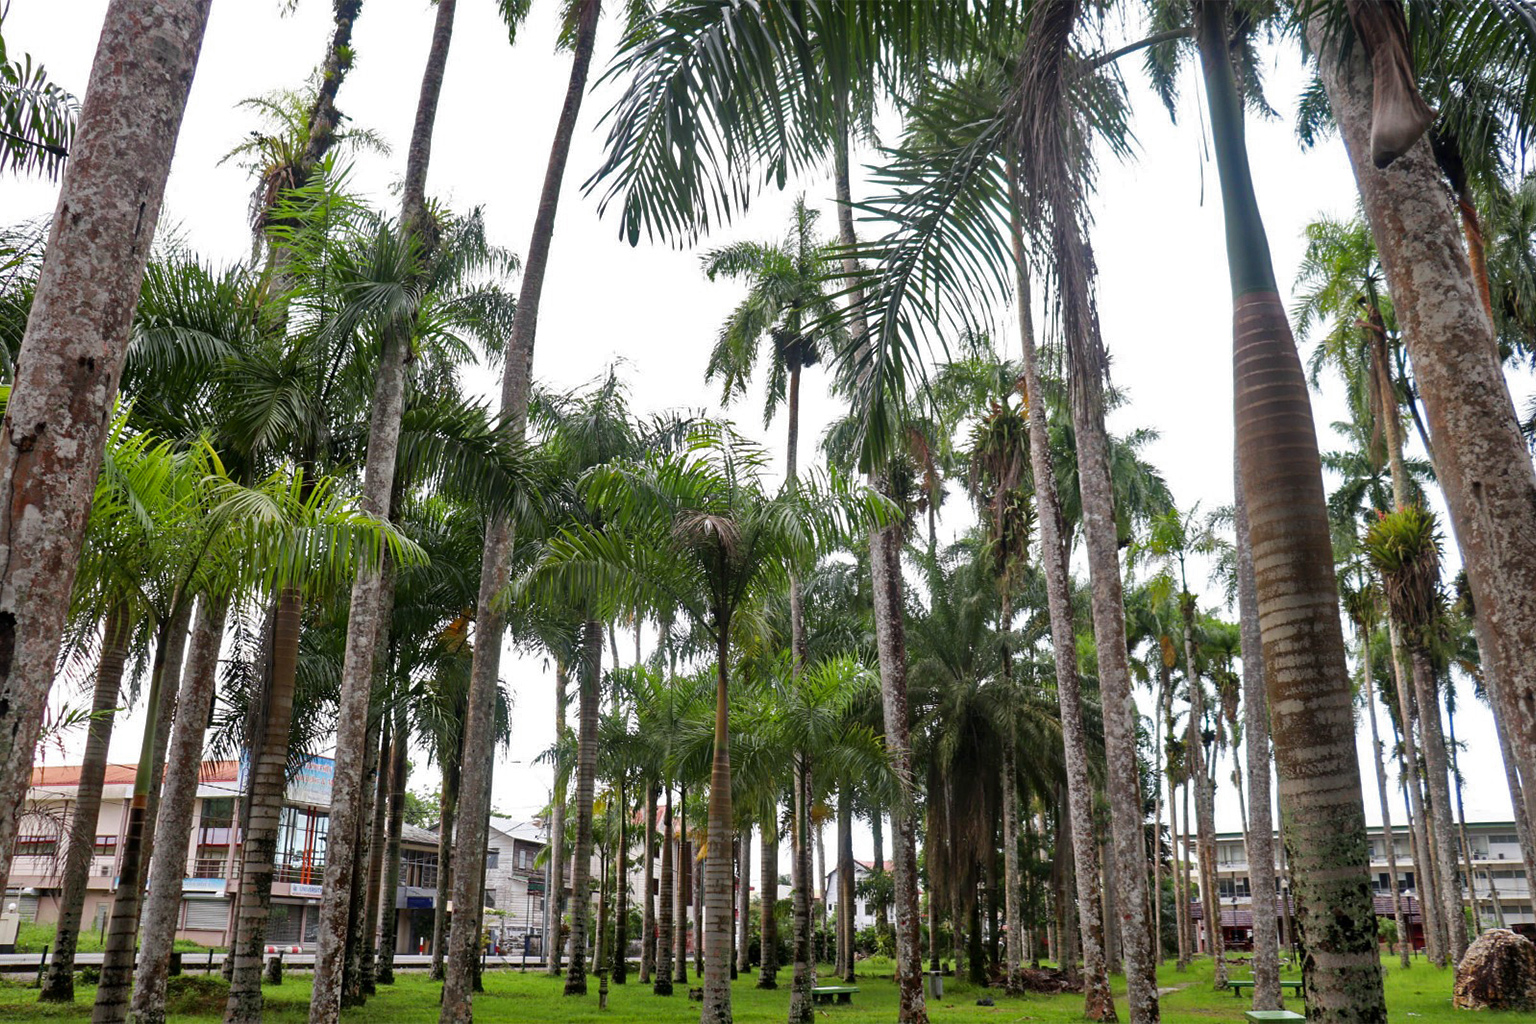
[789,758,814,1022]
[701,627,735,1023]
[565,621,603,994]
[641,781,657,983]
[40,607,133,1003]
[872,812,888,938]
[1166,676,1189,972]
[225,587,303,1024]
[94,601,191,1024]
[676,795,690,984]
[129,597,230,1024]
[1391,640,1442,964]
[1233,472,1281,1004]
[1180,602,1227,989]
[0,0,211,899]
[355,710,391,998]
[1404,648,1468,963]
[832,114,929,1024]
[441,4,601,1019]
[758,806,779,988]
[1008,169,1113,1016]
[1198,4,1384,1017]
[737,826,752,975]
[548,660,570,975]
[654,786,675,995]
[1361,637,1411,967]
[694,840,706,977]
[314,5,455,1017]
[837,790,854,982]
[614,776,630,984]
[377,707,408,983]
[1309,10,1536,856]
[430,763,457,980]
[1001,734,1023,993]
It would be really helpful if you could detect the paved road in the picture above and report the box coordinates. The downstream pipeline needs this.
[0,953,551,973]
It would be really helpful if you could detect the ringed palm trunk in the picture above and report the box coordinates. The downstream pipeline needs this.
[94,601,191,1024]
[129,597,230,1024]
[225,587,305,1024]
[737,825,752,975]
[565,621,603,995]
[1233,473,1281,1005]
[1308,10,1536,856]
[548,660,570,975]
[1008,174,1113,1017]
[40,607,133,1003]
[641,781,657,983]
[377,707,408,983]
[346,708,387,1002]
[0,0,211,900]
[758,806,779,988]
[1361,637,1412,968]
[440,3,601,1018]
[430,762,457,979]
[314,6,456,1018]
[837,790,854,981]
[1198,5,1385,1017]
[833,114,929,1024]
[654,787,675,995]
[615,776,630,984]
[676,799,689,983]
[701,627,735,1023]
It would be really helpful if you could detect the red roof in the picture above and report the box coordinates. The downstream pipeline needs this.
[30,760,240,788]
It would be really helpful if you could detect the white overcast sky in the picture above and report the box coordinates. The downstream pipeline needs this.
[9,1,1526,857]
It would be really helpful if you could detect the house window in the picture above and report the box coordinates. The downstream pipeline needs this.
[484,889,497,908]
[402,848,439,888]
[15,835,57,857]
[486,849,499,870]
[93,835,118,856]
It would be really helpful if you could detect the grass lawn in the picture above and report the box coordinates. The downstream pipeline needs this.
[14,922,217,955]
[0,953,1504,1021]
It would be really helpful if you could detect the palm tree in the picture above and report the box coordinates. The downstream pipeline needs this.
[1138,505,1229,990]
[0,0,212,899]
[1307,6,1536,864]
[533,427,872,1021]
[439,3,605,1015]
[310,4,462,1016]
[34,419,172,1004]
[1364,506,1469,965]
[1189,2,1386,1013]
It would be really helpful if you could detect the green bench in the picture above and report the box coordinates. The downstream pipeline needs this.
[812,985,859,1005]
[1229,980,1304,998]
[1244,1012,1305,1024]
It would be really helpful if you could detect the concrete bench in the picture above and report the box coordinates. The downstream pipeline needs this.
[1244,1012,1305,1024]
[812,985,859,1005]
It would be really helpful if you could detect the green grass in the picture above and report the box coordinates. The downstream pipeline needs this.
[14,922,215,955]
[0,954,1506,1022]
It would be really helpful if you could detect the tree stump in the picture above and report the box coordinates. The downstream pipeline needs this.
[1453,929,1536,1011]
[265,956,283,986]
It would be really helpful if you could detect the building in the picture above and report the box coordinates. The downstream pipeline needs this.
[473,819,553,956]
[12,757,447,953]
[824,860,882,932]
[1195,821,1533,951]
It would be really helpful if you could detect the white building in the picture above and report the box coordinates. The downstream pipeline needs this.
[1194,821,1532,950]
[824,860,881,932]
